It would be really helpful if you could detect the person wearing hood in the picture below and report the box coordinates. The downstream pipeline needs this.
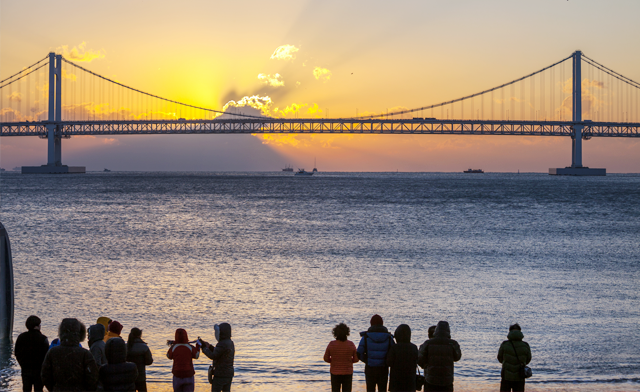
[324,322,358,392]
[89,324,108,368]
[41,318,99,392]
[104,321,123,343]
[356,314,395,392]
[167,328,201,392]
[14,315,49,392]
[497,324,531,392]
[417,321,461,391]
[99,337,138,391]
[97,317,111,333]
[126,328,153,392]
[201,323,235,392]
[386,324,418,392]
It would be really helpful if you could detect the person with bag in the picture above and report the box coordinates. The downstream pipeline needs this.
[386,324,419,392]
[417,321,461,392]
[497,323,532,392]
[200,323,235,392]
[324,322,359,392]
[356,314,395,392]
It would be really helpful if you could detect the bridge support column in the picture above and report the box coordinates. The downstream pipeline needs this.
[22,53,85,174]
[550,50,605,176]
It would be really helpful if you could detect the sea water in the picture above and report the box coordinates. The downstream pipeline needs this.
[1,172,639,391]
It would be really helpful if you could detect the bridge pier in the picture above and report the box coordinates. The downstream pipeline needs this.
[22,53,85,174]
[550,50,605,176]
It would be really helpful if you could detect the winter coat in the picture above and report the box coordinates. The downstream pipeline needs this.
[99,337,138,391]
[126,338,153,383]
[417,321,461,387]
[89,324,108,368]
[497,330,531,382]
[167,328,200,378]
[356,325,395,368]
[14,329,49,375]
[103,331,120,343]
[387,324,418,392]
[324,339,358,375]
[41,318,99,392]
[202,323,235,378]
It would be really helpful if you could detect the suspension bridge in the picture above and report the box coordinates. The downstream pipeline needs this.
[1,50,639,175]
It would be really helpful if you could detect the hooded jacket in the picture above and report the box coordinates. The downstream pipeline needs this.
[387,324,418,392]
[497,329,531,381]
[89,324,108,367]
[41,318,99,392]
[167,329,200,378]
[417,321,462,387]
[14,328,49,374]
[99,338,138,391]
[126,337,153,384]
[202,323,235,378]
[356,325,395,368]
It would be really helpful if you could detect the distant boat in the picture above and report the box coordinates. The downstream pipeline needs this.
[463,168,484,173]
[295,168,314,176]
[282,164,293,172]
[0,168,5,172]
[103,168,111,172]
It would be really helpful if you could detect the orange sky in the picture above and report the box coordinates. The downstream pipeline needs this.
[1,0,640,172]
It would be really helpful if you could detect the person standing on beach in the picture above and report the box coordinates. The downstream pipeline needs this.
[324,322,359,392]
[41,318,99,392]
[356,315,395,392]
[97,317,111,333]
[167,328,201,392]
[417,321,461,392]
[88,324,108,368]
[126,328,154,392]
[99,337,138,391]
[386,324,418,392]
[14,316,49,392]
[497,324,531,392]
[201,323,235,392]
[104,321,123,343]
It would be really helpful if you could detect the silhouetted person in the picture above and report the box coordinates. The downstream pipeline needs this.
[14,316,49,392]
[386,324,418,392]
[497,323,532,392]
[41,318,99,392]
[88,324,108,367]
[417,321,461,392]
[201,323,235,392]
[167,328,200,392]
[324,322,358,392]
[99,337,138,391]
[428,325,436,339]
[357,315,395,392]
[104,321,123,343]
[126,328,153,392]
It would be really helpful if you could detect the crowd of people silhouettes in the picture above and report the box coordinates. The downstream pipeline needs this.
[14,314,531,392]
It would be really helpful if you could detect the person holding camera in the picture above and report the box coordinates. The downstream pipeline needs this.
[200,323,235,392]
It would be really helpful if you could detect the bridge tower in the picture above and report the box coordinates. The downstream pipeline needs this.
[549,51,605,176]
[22,53,85,174]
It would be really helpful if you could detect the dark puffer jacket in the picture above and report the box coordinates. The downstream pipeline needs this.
[41,318,99,392]
[417,321,462,387]
[387,324,418,392]
[497,329,531,381]
[99,337,138,391]
[356,325,395,368]
[14,329,49,375]
[126,337,153,383]
[202,323,235,378]
[89,324,108,367]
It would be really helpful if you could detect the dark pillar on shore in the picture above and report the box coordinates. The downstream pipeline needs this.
[0,222,14,341]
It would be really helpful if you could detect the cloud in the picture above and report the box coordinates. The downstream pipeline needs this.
[62,68,77,81]
[8,92,22,102]
[220,95,273,118]
[313,67,332,83]
[258,73,284,87]
[270,45,299,61]
[57,42,105,62]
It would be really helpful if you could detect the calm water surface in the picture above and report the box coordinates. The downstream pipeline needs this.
[1,172,639,391]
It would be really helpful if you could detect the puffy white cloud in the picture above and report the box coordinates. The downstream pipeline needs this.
[57,42,105,62]
[258,73,284,87]
[221,95,273,118]
[270,45,299,61]
[313,67,332,83]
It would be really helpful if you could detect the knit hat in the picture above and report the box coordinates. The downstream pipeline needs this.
[370,314,383,326]
[108,320,123,335]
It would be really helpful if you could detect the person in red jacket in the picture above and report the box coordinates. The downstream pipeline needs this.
[324,323,359,392]
[167,328,200,392]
